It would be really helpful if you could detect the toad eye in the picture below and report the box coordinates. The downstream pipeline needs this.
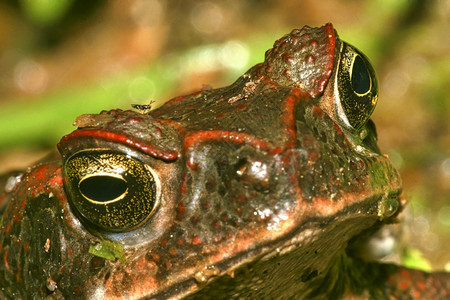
[63,150,159,232]
[334,42,378,130]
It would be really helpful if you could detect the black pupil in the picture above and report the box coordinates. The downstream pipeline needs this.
[351,55,370,94]
[79,175,127,202]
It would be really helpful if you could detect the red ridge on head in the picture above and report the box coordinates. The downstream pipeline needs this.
[58,129,178,161]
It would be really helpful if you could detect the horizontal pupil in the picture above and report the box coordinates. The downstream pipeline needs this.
[79,175,127,202]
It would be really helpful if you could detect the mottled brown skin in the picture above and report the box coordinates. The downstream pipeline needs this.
[0,24,448,299]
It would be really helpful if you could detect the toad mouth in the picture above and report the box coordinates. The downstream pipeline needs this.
[152,191,403,299]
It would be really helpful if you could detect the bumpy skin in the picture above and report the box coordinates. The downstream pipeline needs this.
[0,24,448,299]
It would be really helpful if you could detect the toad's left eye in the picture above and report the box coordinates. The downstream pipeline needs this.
[334,42,378,130]
[63,150,159,232]
[351,55,371,95]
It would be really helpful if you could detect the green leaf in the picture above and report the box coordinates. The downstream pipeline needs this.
[402,247,432,272]
[20,0,74,26]
[89,240,127,263]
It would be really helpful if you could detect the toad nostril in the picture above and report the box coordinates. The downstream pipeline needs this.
[235,158,248,177]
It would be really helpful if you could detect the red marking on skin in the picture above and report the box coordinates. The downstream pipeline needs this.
[63,210,76,228]
[154,127,162,137]
[202,200,210,209]
[33,165,49,181]
[3,250,9,271]
[206,178,215,188]
[400,269,411,278]
[186,157,199,170]
[234,195,247,202]
[154,118,183,131]
[318,79,328,93]
[183,130,271,152]
[176,239,184,246]
[134,256,148,270]
[67,247,73,256]
[191,216,199,224]
[269,147,283,155]
[161,239,167,247]
[399,280,408,290]
[276,41,286,50]
[311,40,318,48]
[13,210,21,223]
[281,88,310,146]
[216,112,225,119]
[236,104,249,111]
[312,105,323,116]
[127,117,142,123]
[413,289,421,298]
[290,175,297,185]
[358,160,365,168]
[59,130,178,161]
[0,193,8,207]
[283,54,293,63]
[333,123,343,135]
[213,220,221,229]
[417,280,427,290]
[48,170,63,187]
[19,197,26,210]
[177,201,186,215]
[306,55,315,63]
[176,201,186,221]
[169,248,177,256]
[180,173,188,195]
[316,24,336,94]
[152,253,160,261]
[262,80,279,89]
[192,235,202,245]
[284,70,290,77]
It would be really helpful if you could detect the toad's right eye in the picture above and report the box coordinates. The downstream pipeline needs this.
[334,42,379,130]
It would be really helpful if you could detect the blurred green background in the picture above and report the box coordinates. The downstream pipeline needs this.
[0,0,448,271]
